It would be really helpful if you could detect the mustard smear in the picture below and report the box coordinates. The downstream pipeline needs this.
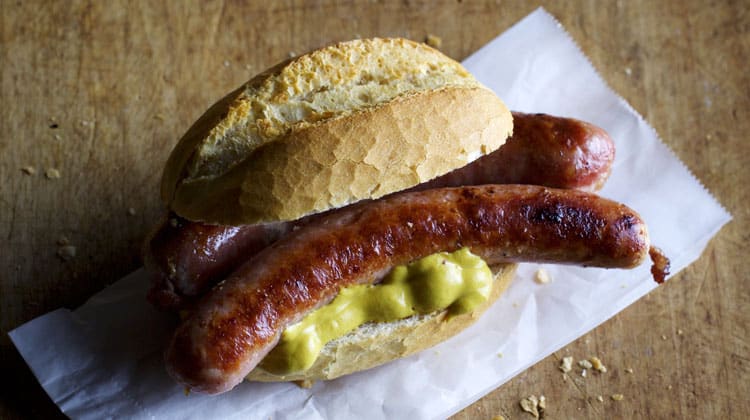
[259,247,492,375]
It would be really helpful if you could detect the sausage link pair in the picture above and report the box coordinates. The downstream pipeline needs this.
[145,113,616,310]
[165,185,649,394]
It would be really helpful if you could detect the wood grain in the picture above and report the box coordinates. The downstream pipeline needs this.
[1,1,746,418]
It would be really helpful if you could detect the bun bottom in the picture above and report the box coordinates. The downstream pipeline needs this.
[246,263,517,384]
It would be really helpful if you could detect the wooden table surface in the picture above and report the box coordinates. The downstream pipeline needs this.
[1,1,747,418]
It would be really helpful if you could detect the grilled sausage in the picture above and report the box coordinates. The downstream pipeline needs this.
[146,113,616,310]
[165,185,648,394]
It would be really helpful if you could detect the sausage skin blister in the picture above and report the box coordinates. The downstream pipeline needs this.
[145,113,616,310]
[165,185,649,394]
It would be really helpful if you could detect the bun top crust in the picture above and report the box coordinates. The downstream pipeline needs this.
[162,38,513,224]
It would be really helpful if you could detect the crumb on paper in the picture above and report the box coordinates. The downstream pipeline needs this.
[596,395,604,402]
[57,245,77,261]
[562,373,567,381]
[80,119,93,127]
[512,302,519,308]
[611,394,624,401]
[560,356,573,373]
[534,268,551,284]
[53,133,62,141]
[538,395,546,410]
[581,368,587,377]
[288,51,297,58]
[590,356,607,373]
[127,207,137,216]
[677,329,684,335]
[625,67,632,76]
[223,60,230,67]
[294,379,314,389]
[425,33,442,48]
[625,368,634,374]
[245,63,254,71]
[21,166,36,175]
[45,168,61,179]
[519,395,542,419]
[153,113,165,121]
[667,384,673,390]
[491,416,506,420]
[578,359,593,369]
[661,335,668,340]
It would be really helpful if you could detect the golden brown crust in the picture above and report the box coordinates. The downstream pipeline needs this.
[245,264,517,382]
[161,38,512,224]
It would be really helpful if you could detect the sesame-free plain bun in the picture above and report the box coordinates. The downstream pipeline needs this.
[161,38,513,225]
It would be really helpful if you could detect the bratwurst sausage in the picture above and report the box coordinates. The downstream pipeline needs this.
[165,185,648,394]
[146,113,615,310]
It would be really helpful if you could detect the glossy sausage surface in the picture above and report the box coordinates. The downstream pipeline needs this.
[146,113,616,310]
[165,185,648,394]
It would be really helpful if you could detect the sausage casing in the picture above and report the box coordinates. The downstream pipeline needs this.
[165,185,648,394]
[146,113,616,310]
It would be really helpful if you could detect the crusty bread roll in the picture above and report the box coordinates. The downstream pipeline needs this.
[161,38,513,224]
[246,263,516,383]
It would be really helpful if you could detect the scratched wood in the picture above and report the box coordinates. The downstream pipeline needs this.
[1,1,747,418]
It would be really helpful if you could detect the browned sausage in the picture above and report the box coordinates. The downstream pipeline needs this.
[415,112,614,192]
[146,113,616,310]
[165,185,649,394]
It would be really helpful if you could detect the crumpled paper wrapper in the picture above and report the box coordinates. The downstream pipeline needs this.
[9,8,731,420]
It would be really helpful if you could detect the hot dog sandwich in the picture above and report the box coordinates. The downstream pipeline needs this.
[150,38,662,394]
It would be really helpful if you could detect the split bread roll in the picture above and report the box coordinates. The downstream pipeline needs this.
[246,264,517,384]
[161,38,513,225]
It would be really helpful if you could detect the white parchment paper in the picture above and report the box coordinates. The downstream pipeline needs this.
[10,8,731,420]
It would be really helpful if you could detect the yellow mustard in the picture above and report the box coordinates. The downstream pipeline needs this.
[259,247,492,375]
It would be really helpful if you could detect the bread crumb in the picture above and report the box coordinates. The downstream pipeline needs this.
[127,207,137,216]
[53,133,62,141]
[534,268,551,284]
[560,356,573,373]
[491,415,505,420]
[153,113,165,121]
[581,368,587,377]
[625,368,634,374]
[519,395,542,418]
[294,379,314,388]
[57,245,77,261]
[80,120,93,127]
[611,394,624,401]
[425,34,443,49]
[169,218,180,228]
[288,51,297,58]
[625,67,632,76]
[661,335,668,340]
[538,395,546,410]
[245,63,254,71]
[562,373,567,381]
[578,359,593,369]
[596,395,604,402]
[590,356,607,373]
[223,60,231,67]
[21,166,36,175]
[667,384,673,390]
[677,329,684,335]
[45,168,61,179]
